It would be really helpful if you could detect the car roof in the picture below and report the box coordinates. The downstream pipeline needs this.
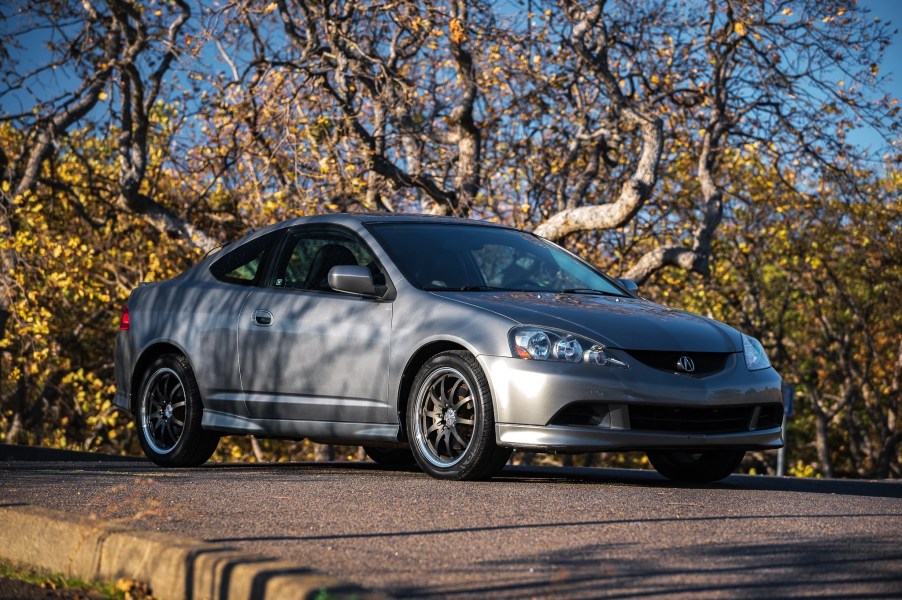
[202,212,517,263]
[297,212,513,227]
[243,212,518,239]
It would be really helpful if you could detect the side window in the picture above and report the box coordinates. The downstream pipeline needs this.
[272,230,382,292]
[210,231,279,286]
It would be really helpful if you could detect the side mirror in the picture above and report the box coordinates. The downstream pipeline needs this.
[615,278,639,293]
[328,265,378,297]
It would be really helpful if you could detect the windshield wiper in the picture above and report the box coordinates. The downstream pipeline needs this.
[461,285,516,291]
[561,288,625,297]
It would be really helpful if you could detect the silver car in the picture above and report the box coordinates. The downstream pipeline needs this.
[114,213,783,482]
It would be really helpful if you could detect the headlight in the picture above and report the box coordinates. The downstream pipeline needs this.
[510,327,628,368]
[742,334,771,371]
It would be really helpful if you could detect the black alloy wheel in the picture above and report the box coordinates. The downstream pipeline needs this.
[135,354,219,467]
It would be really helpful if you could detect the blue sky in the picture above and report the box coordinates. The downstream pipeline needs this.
[2,1,900,161]
[851,0,902,155]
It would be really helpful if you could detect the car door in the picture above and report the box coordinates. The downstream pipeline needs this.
[236,226,394,426]
[191,228,284,416]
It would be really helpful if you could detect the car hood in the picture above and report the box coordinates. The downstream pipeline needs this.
[434,292,741,352]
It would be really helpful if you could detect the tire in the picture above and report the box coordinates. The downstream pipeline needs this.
[407,351,511,480]
[135,354,219,467]
[363,446,417,467]
[647,449,745,483]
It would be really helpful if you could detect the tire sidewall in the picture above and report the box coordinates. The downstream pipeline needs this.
[135,354,206,467]
[407,352,496,479]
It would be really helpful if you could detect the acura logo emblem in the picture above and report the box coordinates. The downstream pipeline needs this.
[676,356,696,373]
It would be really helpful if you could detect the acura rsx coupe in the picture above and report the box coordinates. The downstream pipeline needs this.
[114,213,783,482]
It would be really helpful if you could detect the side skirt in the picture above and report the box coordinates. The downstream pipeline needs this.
[201,410,400,443]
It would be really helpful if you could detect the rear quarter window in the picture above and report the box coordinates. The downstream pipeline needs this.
[209,231,280,286]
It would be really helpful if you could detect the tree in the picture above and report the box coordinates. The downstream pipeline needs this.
[1,0,899,475]
[650,156,901,477]
[529,0,898,284]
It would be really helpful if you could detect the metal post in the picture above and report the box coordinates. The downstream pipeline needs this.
[776,412,788,477]
[777,384,794,476]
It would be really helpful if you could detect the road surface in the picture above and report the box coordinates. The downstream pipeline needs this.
[2,450,900,598]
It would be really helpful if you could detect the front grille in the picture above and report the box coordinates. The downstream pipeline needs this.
[629,403,783,434]
[623,350,732,377]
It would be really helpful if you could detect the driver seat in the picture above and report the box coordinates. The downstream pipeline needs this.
[305,244,358,291]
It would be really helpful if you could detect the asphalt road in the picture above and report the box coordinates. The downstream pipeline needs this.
[1,449,900,599]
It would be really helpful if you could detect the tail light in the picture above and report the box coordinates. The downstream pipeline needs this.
[119,305,130,331]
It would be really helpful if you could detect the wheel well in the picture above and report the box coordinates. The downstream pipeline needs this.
[397,340,468,441]
[130,343,186,409]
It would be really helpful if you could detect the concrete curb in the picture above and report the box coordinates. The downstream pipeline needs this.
[0,504,387,600]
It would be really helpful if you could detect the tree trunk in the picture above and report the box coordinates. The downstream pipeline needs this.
[814,409,833,478]
[448,0,481,216]
[250,435,265,462]
[534,118,662,241]
[875,431,902,479]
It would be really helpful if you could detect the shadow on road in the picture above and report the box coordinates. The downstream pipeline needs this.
[203,511,902,545]
[187,460,902,500]
[3,445,901,599]
[497,464,902,500]
[0,443,145,463]
[3,444,900,500]
[389,536,902,599]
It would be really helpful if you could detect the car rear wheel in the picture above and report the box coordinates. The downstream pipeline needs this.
[363,446,417,467]
[647,449,745,483]
[407,351,511,480]
[135,354,219,467]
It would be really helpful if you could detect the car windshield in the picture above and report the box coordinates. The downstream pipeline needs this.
[367,222,628,296]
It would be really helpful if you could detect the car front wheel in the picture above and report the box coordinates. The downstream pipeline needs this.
[407,351,511,480]
[135,354,219,467]
[647,449,745,483]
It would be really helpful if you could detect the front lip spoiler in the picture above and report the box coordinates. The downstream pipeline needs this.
[495,423,783,453]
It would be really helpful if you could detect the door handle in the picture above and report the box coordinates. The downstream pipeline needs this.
[252,309,274,327]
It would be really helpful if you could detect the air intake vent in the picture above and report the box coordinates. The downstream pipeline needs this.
[629,403,783,434]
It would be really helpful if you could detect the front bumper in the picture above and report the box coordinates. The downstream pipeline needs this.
[479,353,783,452]
[495,423,783,452]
